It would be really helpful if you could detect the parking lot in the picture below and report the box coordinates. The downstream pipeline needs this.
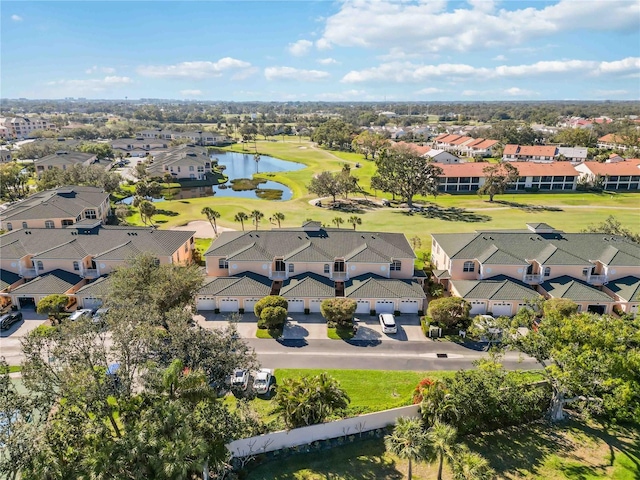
[0,309,49,365]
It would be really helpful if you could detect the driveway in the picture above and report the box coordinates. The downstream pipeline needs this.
[0,309,49,365]
[353,314,425,342]
[282,313,327,340]
[194,311,257,338]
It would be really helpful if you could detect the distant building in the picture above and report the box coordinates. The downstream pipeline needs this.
[33,151,109,176]
[0,116,56,139]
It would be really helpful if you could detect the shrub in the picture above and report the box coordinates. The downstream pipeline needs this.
[427,297,471,329]
[260,306,287,329]
[420,316,431,336]
[320,298,357,327]
[254,295,288,317]
[542,298,578,319]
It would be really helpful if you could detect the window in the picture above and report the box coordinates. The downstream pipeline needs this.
[45,220,55,229]
[463,261,475,272]
[324,264,330,274]
[275,259,286,272]
[582,268,589,276]
[544,267,551,277]
[73,261,80,271]
[62,219,73,227]
[153,258,160,267]
[6,222,12,231]
[85,209,97,219]
[22,222,28,229]
[390,260,401,271]
[36,261,43,271]
[189,166,194,171]
[218,258,228,269]
[177,167,181,173]
[288,264,294,273]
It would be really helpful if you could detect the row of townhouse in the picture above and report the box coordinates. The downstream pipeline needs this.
[110,138,169,157]
[394,142,462,164]
[32,150,112,175]
[0,116,56,139]
[597,134,639,151]
[146,144,216,180]
[502,145,588,163]
[137,129,230,146]
[436,159,640,192]
[432,134,499,157]
[431,223,640,318]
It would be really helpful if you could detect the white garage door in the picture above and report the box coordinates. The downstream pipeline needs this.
[219,299,239,312]
[491,303,512,318]
[355,300,370,314]
[244,299,259,313]
[288,299,305,313]
[399,299,419,314]
[197,296,216,311]
[309,299,323,313]
[630,304,638,317]
[469,301,487,315]
[375,300,395,314]
[82,297,103,310]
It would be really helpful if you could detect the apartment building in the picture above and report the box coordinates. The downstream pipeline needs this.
[0,116,56,139]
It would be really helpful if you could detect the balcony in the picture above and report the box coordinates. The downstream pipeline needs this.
[270,270,287,280]
[588,275,607,285]
[82,269,100,279]
[331,271,349,281]
[20,268,37,278]
[524,274,543,284]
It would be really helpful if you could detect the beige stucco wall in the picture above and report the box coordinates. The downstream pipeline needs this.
[603,266,639,281]
[542,264,592,280]
[480,264,527,280]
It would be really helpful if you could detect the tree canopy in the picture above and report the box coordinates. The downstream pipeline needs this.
[477,162,519,202]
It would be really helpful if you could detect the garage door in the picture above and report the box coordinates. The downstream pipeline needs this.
[219,299,239,312]
[244,299,259,313]
[399,299,419,314]
[375,300,394,314]
[288,299,305,313]
[491,303,512,318]
[82,297,103,310]
[309,299,323,313]
[355,300,370,314]
[196,296,216,311]
[630,305,638,317]
[469,301,487,315]
[18,297,36,309]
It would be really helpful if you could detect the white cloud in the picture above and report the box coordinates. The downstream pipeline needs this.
[232,67,259,81]
[318,57,339,65]
[45,76,132,95]
[504,87,538,96]
[11,14,23,22]
[86,65,116,75]
[180,89,203,96]
[315,89,368,100]
[137,58,252,79]
[288,39,313,56]
[416,87,446,94]
[342,57,640,83]
[318,0,639,53]
[493,54,507,61]
[264,66,330,82]
[315,38,332,51]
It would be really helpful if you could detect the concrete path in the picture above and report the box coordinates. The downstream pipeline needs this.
[170,220,236,239]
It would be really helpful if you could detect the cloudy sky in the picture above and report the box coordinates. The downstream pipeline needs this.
[2,0,639,101]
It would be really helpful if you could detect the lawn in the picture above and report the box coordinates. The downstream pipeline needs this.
[245,419,640,480]
[123,138,640,253]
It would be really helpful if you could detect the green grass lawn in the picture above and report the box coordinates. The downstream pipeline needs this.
[8,365,21,373]
[245,419,640,480]
[122,138,639,253]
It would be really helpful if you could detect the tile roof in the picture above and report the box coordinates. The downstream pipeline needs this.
[11,269,84,295]
[538,276,614,302]
[147,144,211,175]
[598,134,625,143]
[604,276,640,302]
[393,142,431,155]
[432,230,640,268]
[0,185,109,222]
[1,226,194,261]
[503,144,519,155]
[451,275,540,301]
[280,273,335,298]
[34,151,96,167]
[471,139,499,150]
[75,275,112,297]
[206,228,415,264]
[198,273,272,297]
[345,273,425,299]
[0,269,21,290]
[578,160,640,176]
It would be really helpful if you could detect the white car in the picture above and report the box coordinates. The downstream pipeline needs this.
[230,369,249,390]
[68,309,93,321]
[379,313,397,334]
[253,369,273,395]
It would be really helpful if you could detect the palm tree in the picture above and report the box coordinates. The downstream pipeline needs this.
[271,212,285,228]
[201,207,221,236]
[139,200,156,226]
[348,216,362,230]
[427,421,458,480]
[450,445,495,480]
[385,417,427,480]
[251,210,264,230]
[234,211,249,231]
[332,217,344,229]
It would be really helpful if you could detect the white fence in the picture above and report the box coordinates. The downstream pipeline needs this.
[227,404,420,458]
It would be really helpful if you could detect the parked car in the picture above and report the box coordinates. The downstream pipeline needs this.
[68,309,93,322]
[253,369,274,395]
[0,311,22,330]
[230,369,249,390]
[378,313,397,334]
[92,308,109,325]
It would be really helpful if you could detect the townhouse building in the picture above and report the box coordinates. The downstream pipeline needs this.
[111,138,169,157]
[33,151,111,176]
[503,145,588,163]
[0,116,56,139]
[432,134,498,157]
[137,129,229,146]
[146,144,215,180]
[597,134,635,151]
[574,159,640,191]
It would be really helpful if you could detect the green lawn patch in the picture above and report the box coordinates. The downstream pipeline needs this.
[327,326,356,340]
[256,328,282,339]
[8,365,21,373]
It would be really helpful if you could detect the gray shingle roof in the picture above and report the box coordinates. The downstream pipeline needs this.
[75,275,112,297]
[1,226,194,261]
[11,269,83,295]
[33,239,89,260]
[451,275,540,301]
[34,151,96,167]
[538,276,615,302]
[198,273,272,297]
[280,273,335,298]
[0,269,21,290]
[432,231,640,268]
[147,144,211,175]
[206,228,415,264]
[345,274,425,299]
[604,276,640,302]
[0,185,108,223]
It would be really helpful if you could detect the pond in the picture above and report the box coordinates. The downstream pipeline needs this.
[119,151,304,203]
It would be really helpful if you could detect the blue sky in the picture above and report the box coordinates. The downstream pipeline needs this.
[2,1,639,101]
